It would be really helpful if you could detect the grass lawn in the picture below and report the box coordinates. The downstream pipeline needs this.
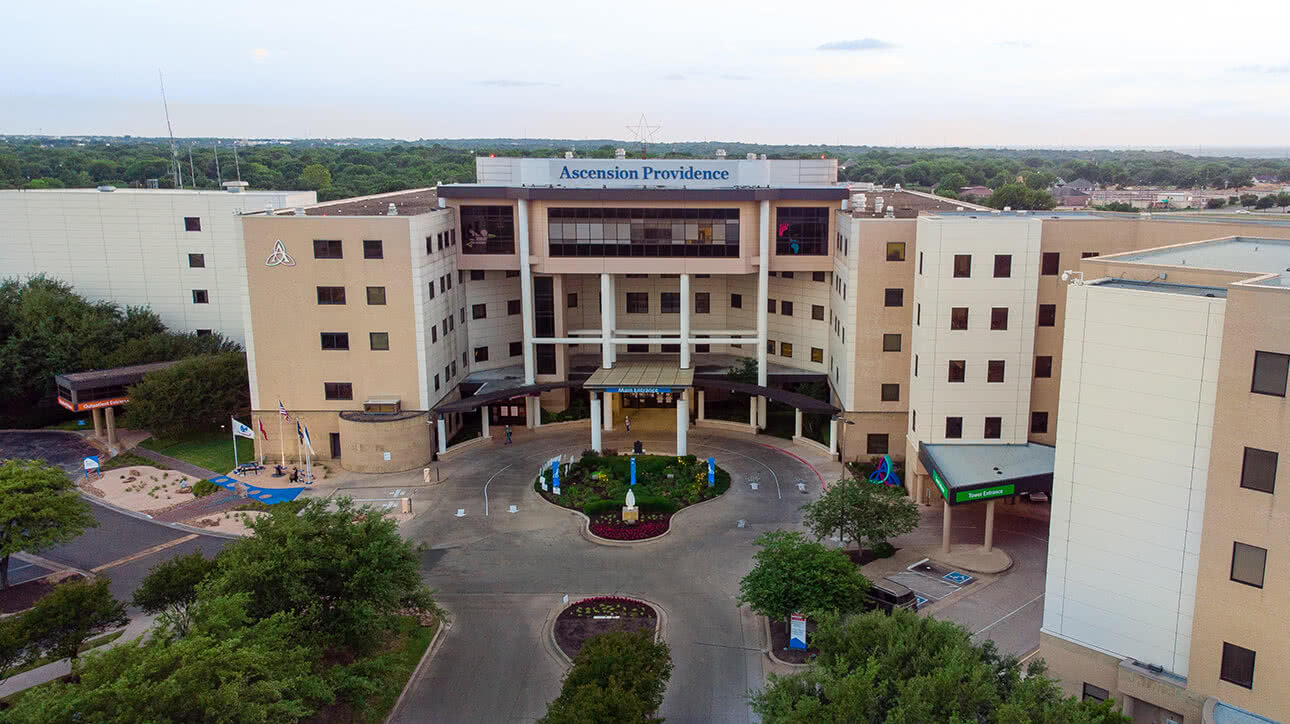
[42,418,92,431]
[308,614,439,723]
[139,430,256,475]
[99,451,168,472]
[4,630,125,679]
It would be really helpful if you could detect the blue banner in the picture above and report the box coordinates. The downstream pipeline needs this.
[707,457,715,487]
[630,456,637,486]
[552,459,561,493]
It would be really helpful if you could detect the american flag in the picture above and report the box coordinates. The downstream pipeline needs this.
[278,400,289,420]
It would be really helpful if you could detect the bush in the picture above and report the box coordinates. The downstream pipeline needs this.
[872,541,896,559]
[190,479,219,498]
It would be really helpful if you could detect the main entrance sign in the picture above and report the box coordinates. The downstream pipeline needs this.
[603,386,673,394]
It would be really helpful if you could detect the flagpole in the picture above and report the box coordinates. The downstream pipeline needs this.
[279,413,285,466]
[232,417,240,471]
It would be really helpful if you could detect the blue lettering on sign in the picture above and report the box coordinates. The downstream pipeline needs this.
[558,165,730,183]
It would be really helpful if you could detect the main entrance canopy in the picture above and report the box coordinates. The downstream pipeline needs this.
[583,361,694,393]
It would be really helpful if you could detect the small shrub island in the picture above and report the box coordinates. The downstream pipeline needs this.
[553,596,658,659]
[535,451,731,540]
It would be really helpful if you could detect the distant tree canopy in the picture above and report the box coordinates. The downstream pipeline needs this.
[985,184,1057,211]
[125,352,250,439]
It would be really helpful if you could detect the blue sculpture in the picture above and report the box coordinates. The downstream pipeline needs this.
[867,455,901,487]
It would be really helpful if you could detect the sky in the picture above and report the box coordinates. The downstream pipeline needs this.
[3,0,1290,148]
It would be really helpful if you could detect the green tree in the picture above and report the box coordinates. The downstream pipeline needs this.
[751,610,1131,724]
[801,477,919,555]
[540,630,673,724]
[1277,192,1290,208]
[0,617,30,683]
[123,351,250,437]
[737,531,869,627]
[1095,201,1137,213]
[1206,198,1226,209]
[0,459,97,588]
[986,183,1057,210]
[1239,193,1258,207]
[1256,195,1276,209]
[6,594,333,723]
[298,163,333,190]
[727,357,759,385]
[132,551,218,637]
[1022,170,1057,190]
[936,172,968,194]
[205,498,436,651]
[21,577,127,672]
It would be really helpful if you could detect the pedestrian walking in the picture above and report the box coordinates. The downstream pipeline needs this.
[505,424,512,444]
[290,467,299,483]
[624,415,631,433]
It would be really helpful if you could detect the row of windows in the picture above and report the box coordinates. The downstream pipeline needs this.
[768,271,828,282]
[311,239,388,260]
[319,332,389,351]
[316,286,388,305]
[762,340,825,363]
[428,229,458,255]
[919,251,1098,279]
[908,354,1050,381]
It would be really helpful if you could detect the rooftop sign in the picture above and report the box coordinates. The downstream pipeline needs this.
[549,160,740,189]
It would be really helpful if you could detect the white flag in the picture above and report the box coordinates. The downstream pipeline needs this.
[301,422,316,454]
[231,417,255,439]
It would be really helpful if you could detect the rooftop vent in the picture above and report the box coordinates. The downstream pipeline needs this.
[885,205,894,218]
[96,185,116,192]
[615,148,627,159]
[955,206,964,211]
[1003,206,1013,211]
[387,203,398,216]
[264,203,275,214]
[293,207,306,216]
[760,153,767,160]
[746,152,757,160]
[894,183,902,191]
[714,149,727,159]
[991,210,1002,215]
[564,151,574,159]
[223,180,249,193]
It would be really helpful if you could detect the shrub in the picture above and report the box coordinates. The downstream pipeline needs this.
[872,541,896,559]
[191,479,220,498]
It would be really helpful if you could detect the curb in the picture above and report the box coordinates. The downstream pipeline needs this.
[544,594,668,668]
[385,612,452,724]
[755,442,828,490]
[761,615,812,669]
[76,491,243,540]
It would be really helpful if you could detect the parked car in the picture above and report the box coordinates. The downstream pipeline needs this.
[865,579,918,614]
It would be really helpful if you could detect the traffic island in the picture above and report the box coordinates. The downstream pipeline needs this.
[764,615,817,667]
[552,596,660,662]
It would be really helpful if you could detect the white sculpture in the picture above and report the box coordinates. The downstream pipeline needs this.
[625,489,636,509]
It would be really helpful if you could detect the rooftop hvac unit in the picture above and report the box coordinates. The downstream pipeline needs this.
[615,148,627,159]
[714,149,726,158]
[293,207,306,216]
[885,205,894,218]
[387,203,398,216]
[564,151,574,159]
[746,152,757,160]
[760,154,767,160]
[874,196,884,212]
[96,185,116,192]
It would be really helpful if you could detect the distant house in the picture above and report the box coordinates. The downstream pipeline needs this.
[1051,185,1092,207]
[1253,175,1281,185]
[1066,178,1096,193]
[959,185,992,198]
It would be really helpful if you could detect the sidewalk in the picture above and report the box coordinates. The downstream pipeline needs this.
[0,613,155,698]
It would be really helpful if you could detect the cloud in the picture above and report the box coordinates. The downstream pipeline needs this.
[663,73,686,81]
[471,79,558,87]
[251,48,270,61]
[816,38,894,51]
[1230,63,1290,74]
[994,40,1032,48]
[720,73,752,81]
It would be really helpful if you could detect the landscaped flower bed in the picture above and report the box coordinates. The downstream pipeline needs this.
[536,451,730,541]
[554,596,658,659]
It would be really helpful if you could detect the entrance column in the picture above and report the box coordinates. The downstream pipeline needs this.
[590,392,602,452]
[748,396,757,432]
[518,199,535,387]
[105,406,118,448]
[941,501,952,554]
[697,389,705,421]
[679,273,691,370]
[828,417,838,456]
[983,499,996,553]
[600,273,613,369]
[436,416,447,456]
[481,407,490,439]
[602,392,613,431]
[794,408,803,438]
[756,200,770,429]
[676,391,688,455]
[92,407,104,438]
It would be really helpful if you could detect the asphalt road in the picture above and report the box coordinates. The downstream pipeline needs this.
[0,430,99,474]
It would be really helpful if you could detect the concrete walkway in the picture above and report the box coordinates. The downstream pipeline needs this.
[0,614,155,698]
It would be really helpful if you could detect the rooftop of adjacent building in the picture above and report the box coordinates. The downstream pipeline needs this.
[1093,279,1230,298]
[1110,236,1290,276]
[1,185,305,198]
[846,189,991,219]
[301,187,441,217]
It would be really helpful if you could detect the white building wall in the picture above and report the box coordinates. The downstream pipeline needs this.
[464,271,524,372]
[829,214,860,408]
[1043,282,1224,677]
[766,272,830,373]
[908,216,1042,446]
[410,212,461,409]
[0,188,315,345]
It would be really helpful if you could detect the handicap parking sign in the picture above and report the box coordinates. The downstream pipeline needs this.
[943,571,974,585]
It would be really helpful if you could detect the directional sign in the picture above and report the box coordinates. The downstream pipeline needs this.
[789,613,807,650]
[707,457,715,488]
[630,456,637,486]
[954,484,1015,504]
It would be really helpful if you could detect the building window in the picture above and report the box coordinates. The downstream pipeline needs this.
[1035,356,1053,378]
[425,236,433,254]
[1081,683,1108,703]
[1251,351,1289,396]
[1037,304,1057,327]
[1231,542,1267,588]
[472,303,487,320]
[313,239,343,259]
[510,341,522,357]
[183,216,201,232]
[192,289,209,304]
[474,346,489,362]
[886,242,906,262]
[993,254,1012,278]
[768,298,777,314]
[883,334,901,352]
[506,271,520,278]
[953,254,971,278]
[780,342,793,358]
[916,304,921,325]
[811,347,823,363]
[1042,252,1060,275]
[781,271,794,279]
[984,416,1002,439]
[1081,251,1099,259]
[991,307,1009,330]
[188,253,204,268]
[470,270,486,281]
[548,207,740,258]
[427,281,435,300]
[911,409,916,431]
[813,271,826,282]
[766,340,776,355]
[730,293,742,309]
[507,299,521,315]
[777,300,792,317]
[320,332,349,350]
[626,292,649,314]
[324,382,353,400]
[1031,411,1049,434]
[1220,642,1256,689]
[695,335,711,353]
[988,360,1005,383]
[951,307,968,330]
[948,360,966,383]
[914,354,918,376]
[434,374,440,391]
[627,336,649,353]
[195,329,212,336]
[368,332,389,351]
[919,251,924,274]
[867,434,890,455]
[660,292,680,314]
[695,292,710,314]
[811,304,825,321]
[461,205,516,254]
[568,292,578,308]
[775,207,828,255]
[431,326,437,343]
[366,286,386,305]
[946,417,963,439]
[881,383,899,402]
[1240,447,1278,494]
[884,288,904,307]
[363,239,384,259]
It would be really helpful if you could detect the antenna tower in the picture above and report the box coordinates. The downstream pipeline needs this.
[213,141,222,185]
[159,70,182,189]
[626,114,661,159]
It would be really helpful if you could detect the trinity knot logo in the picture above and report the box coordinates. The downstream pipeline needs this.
[265,240,295,267]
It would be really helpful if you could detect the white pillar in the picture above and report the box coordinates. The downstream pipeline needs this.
[602,391,613,431]
[518,199,535,386]
[590,392,602,452]
[942,501,952,554]
[606,274,617,365]
[757,200,770,430]
[794,409,803,438]
[984,499,996,553]
[105,406,117,448]
[481,408,490,438]
[697,389,705,421]
[749,395,758,432]
[676,393,688,455]
[92,407,104,438]
[530,397,542,429]
[436,417,447,455]
[600,273,613,369]
[828,418,838,456]
[679,273,691,369]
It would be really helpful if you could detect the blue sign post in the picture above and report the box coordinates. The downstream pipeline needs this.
[552,459,561,496]
[630,457,637,486]
[707,457,715,487]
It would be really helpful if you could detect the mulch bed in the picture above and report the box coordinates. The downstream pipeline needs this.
[587,511,671,541]
[0,573,87,614]
[554,596,657,660]
[844,546,900,567]
[768,617,819,665]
